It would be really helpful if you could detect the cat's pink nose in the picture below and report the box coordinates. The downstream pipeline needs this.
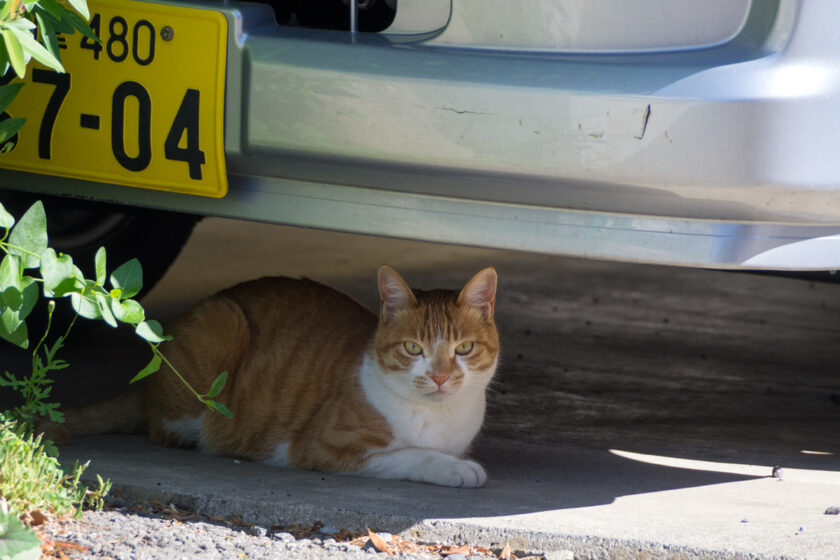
[430,373,449,388]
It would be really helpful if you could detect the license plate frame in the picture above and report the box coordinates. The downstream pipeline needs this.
[0,0,228,198]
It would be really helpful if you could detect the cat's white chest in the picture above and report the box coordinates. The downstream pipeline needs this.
[393,404,481,456]
[359,354,486,458]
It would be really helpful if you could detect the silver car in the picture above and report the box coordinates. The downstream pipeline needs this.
[0,0,836,292]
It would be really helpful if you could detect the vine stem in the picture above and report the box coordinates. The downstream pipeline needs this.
[62,313,78,341]
[31,304,55,368]
[148,343,207,402]
[0,240,43,260]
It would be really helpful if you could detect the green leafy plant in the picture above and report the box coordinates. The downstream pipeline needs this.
[0,201,232,429]
[0,299,71,428]
[0,201,228,552]
[0,1,106,552]
[0,413,109,519]
[0,0,99,149]
[0,2,229,550]
[0,0,227,553]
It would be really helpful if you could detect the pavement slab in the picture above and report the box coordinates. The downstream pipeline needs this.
[60,433,840,560]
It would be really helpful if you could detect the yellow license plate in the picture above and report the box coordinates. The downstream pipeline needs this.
[0,0,228,198]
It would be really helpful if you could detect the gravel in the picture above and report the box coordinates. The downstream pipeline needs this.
[38,506,522,560]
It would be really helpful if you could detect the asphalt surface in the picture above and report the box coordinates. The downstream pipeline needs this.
[4,217,840,559]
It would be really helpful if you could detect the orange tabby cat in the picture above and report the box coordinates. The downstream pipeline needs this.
[50,266,499,487]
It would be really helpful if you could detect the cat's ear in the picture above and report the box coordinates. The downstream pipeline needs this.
[457,267,497,320]
[378,265,418,321]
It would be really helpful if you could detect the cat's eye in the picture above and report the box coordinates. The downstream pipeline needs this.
[404,341,423,356]
[455,342,474,355]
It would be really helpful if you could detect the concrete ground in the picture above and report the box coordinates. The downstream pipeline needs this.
[4,217,840,559]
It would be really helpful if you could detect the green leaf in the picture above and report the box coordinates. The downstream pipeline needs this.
[206,371,228,398]
[0,82,23,115]
[0,33,9,75]
[37,6,74,35]
[58,6,98,42]
[8,201,47,268]
[19,276,37,321]
[84,278,108,297]
[0,28,26,79]
[135,320,167,343]
[206,400,233,419]
[0,284,21,310]
[42,332,63,362]
[0,0,13,21]
[0,40,9,79]
[0,202,14,229]
[0,315,27,348]
[70,292,100,320]
[6,24,63,73]
[40,248,77,297]
[43,403,64,423]
[96,294,116,327]
[38,0,62,21]
[130,353,161,383]
[110,298,144,324]
[109,258,142,299]
[0,371,21,388]
[94,246,106,285]
[64,0,90,20]
[0,256,23,315]
[0,304,22,334]
[43,358,68,372]
[0,116,24,146]
[0,253,22,298]
[35,10,62,68]
[3,18,35,32]
[0,512,42,560]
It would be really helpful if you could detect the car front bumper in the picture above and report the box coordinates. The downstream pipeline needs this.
[5,0,840,270]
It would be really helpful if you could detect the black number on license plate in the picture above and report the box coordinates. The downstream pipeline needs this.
[32,12,206,181]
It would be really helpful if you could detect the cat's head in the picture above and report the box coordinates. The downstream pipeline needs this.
[373,266,499,403]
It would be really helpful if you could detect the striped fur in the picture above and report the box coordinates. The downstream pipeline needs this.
[46,266,500,487]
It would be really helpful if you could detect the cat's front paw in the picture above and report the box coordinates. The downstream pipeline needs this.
[360,449,487,487]
[432,457,487,488]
